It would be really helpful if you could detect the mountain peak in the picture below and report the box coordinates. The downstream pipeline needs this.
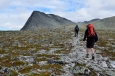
[21,11,76,30]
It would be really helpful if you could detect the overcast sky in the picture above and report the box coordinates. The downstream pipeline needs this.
[0,0,115,30]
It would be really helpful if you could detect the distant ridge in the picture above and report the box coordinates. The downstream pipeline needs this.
[77,16,115,29]
[21,11,76,30]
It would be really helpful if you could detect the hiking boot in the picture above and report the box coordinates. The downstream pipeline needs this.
[92,54,95,60]
[86,54,89,58]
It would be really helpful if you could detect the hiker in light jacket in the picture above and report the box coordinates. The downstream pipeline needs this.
[74,25,79,37]
[83,23,98,60]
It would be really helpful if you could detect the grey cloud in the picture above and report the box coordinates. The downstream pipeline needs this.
[0,0,12,9]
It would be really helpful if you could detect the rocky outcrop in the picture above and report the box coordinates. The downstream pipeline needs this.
[21,11,76,30]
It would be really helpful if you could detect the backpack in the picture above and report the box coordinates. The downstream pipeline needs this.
[74,25,79,31]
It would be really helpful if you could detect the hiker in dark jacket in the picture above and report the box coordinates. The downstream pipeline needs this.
[74,25,79,37]
[83,23,98,60]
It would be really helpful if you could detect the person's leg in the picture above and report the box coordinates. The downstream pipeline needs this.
[91,48,95,60]
[86,48,89,54]
[91,48,95,54]
[76,31,78,37]
[74,31,76,37]
[86,48,89,58]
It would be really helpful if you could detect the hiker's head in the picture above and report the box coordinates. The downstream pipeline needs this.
[86,24,95,37]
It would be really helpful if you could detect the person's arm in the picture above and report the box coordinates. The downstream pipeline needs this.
[95,32,98,42]
[83,30,87,41]
[74,26,76,31]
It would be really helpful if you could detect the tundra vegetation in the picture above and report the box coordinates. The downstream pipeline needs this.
[0,27,115,76]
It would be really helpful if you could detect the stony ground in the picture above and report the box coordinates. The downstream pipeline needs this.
[27,33,115,76]
[0,29,115,76]
[62,34,115,76]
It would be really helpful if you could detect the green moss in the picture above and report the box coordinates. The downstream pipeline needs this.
[0,58,4,62]
[13,61,25,66]
[40,72,51,76]
[32,64,40,69]
[40,64,62,70]
[35,57,47,61]
[54,50,62,54]
[2,59,12,67]
[103,50,115,57]
[28,74,40,76]
[0,66,2,70]
[19,66,32,74]
[36,54,57,58]
[0,50,6,54]
[10,70,18,76]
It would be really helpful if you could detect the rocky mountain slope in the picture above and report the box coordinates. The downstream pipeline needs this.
[21,11,76,30]
[77,16,115,29]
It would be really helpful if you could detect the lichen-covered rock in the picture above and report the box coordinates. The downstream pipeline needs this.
[70,66,91,75]
[99,71,115,76]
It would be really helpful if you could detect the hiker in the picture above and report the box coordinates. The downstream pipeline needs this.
[74,25,79,37]
[83,23,98,60]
